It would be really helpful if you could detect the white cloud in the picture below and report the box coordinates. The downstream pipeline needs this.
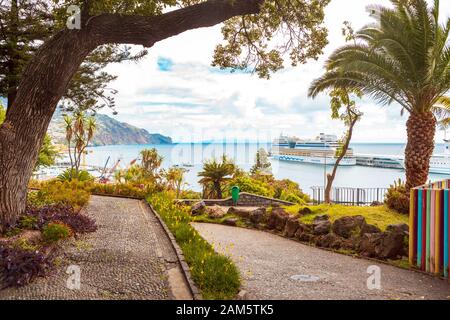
[102,0,450,143]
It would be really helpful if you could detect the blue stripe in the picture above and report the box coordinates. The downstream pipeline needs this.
[417,190,423,268]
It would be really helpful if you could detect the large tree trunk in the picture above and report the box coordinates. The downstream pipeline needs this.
[0,0,264,230]
[0,31,95,231]
[404,111,436,190]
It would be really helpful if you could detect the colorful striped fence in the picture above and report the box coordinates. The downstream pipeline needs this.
[409,179,450,279]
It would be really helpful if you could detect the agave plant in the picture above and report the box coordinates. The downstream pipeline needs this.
[309,0,450,190]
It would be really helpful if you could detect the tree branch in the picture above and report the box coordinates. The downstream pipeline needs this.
[87,0,265,47]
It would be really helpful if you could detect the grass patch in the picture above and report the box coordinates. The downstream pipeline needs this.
[148,192,241,300]
[388,258,411,270]
[284,204,408,231]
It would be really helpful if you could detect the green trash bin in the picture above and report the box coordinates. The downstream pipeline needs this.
[231,186,240,206]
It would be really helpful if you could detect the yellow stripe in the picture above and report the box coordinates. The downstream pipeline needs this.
[409,189,415,265]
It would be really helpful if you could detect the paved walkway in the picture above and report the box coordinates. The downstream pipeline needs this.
[1,196,191,300]
[192,223,450,300]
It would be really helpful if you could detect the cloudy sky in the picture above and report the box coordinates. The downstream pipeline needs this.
[103,0,450,143]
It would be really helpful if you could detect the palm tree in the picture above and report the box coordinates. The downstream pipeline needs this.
[309,0,450,190]
[141,148,163,178]
[163,167,187,198]
[198,156,236,199]
[63,112,96,180]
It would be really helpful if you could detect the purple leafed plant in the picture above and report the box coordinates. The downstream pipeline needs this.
[0,204,97,290]
[25,204,97,234]
[0,246,53,289]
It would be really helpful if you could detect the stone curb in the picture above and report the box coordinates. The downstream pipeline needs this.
[144,201,203,300]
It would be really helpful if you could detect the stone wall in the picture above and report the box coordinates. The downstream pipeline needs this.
[178,192,295,207]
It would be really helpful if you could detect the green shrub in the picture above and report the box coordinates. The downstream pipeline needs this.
[58,169,93,182]
[18,215,39,230]
[27,191,46,207]
[87,182,151,199]
[42,221,73,243]
[28,180,90,211]
[4,227,23,237]
[179,190,202,200]
[279,190,307,204]
[385,179,409,214]
[148,192,241,300]
[223,174,311,204]
[13,239,39,252]
[225,176,271,197]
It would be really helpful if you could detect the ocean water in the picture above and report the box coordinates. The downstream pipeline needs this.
[85,143,448,195]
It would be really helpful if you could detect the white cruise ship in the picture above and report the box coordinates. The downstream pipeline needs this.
[428,139,450,175]
[271,133,356,166]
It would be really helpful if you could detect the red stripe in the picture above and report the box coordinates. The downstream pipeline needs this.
[422,189,427,270]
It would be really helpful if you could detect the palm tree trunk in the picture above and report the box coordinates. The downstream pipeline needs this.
[214,181,222,199]
[404,111,436,190]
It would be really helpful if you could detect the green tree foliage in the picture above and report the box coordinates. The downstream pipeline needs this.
[250,148,272,175]
[212,0,330,78]
[36,135,59,170]
[1,0,330,110]
[0,0,146,111]
[61,0,330,79]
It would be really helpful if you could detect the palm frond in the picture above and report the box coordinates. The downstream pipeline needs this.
[310,0,450,116]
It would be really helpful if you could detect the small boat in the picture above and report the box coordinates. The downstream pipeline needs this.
[182,163,195,168]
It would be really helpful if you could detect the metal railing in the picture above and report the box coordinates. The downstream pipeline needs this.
[311,186,388,206]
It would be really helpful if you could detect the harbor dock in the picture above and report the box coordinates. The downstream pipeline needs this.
[354,154,404,169]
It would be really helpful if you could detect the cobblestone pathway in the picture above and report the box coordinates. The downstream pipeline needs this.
[192,223,450,300]
[0,196,191,300]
